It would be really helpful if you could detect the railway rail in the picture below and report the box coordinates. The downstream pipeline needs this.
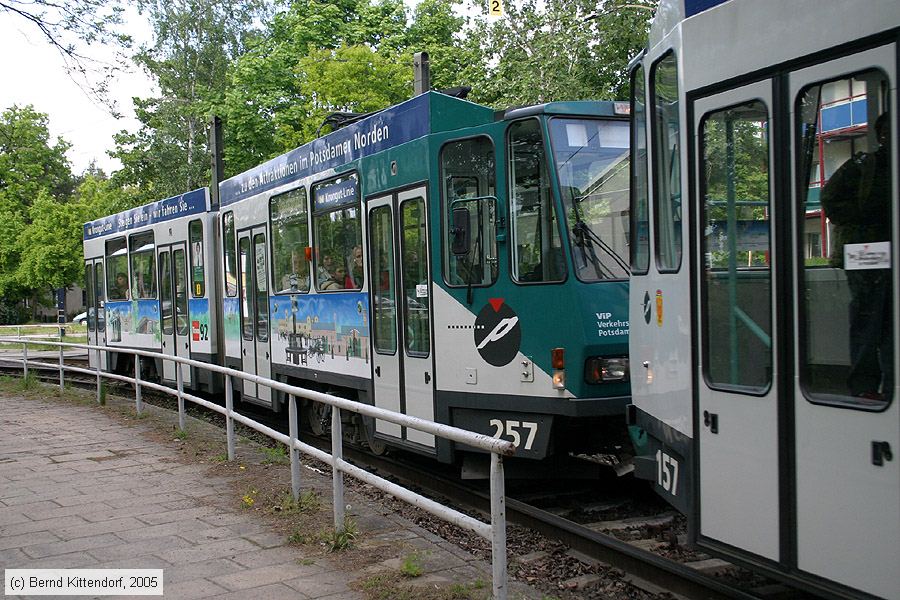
[0,352,812,600]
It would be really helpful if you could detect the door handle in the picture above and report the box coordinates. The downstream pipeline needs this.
[265,352,269,360]
[424,372,431,384]
[184,343,189,350]
[872,441,893,466]
[703,410,719,434]
[162,341,166,348]
[242,348,246,356]
[375,366,381,377]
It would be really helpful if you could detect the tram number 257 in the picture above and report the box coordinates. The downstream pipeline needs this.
[656,450,679,496]
[490,419,538,450]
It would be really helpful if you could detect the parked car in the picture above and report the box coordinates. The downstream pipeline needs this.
[72,311,88,324]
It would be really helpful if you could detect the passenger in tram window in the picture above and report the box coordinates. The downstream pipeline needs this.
[317,252,335,285]
[349,245,364,287]
[334,266,352,289]
[821,112,893,401]
[115,273,130,299]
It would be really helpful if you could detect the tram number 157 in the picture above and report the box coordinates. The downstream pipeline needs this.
[490,419,538,450]
[656,450,679,496]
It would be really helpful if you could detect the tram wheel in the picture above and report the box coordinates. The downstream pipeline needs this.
[307,401,331,437]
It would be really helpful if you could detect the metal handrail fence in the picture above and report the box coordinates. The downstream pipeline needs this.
[0,336,516,599]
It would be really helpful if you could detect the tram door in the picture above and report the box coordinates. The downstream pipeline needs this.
[368,187,435,449]
[157,244,192,386]
[692,81,780,560]
[789,48,898,599]
[84,259,107,371]
[238,227,272,405]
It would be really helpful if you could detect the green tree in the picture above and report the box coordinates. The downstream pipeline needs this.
[464,0,655,107]
[111,0,268,200]
[404,0,473,92]
[0,105,74,206]
[0,105,75,302]
[220,0,411,175]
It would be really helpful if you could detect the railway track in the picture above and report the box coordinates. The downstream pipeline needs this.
[0,356,811,599]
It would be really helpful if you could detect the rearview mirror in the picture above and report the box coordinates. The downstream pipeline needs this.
[450,207,470,255]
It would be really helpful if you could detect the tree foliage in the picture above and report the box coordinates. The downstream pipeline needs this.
[465,0,655,107]
[0,105,135,316]
[0,105,74,205]
[110,0,270,201]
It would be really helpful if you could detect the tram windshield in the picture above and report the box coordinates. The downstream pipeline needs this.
[549,118,630,281]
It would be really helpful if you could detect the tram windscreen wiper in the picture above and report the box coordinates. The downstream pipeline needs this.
[572,215,629,279]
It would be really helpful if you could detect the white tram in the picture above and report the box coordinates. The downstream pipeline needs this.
[627,1,898,598]
[83,188,222,392]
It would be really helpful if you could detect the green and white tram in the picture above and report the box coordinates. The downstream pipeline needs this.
[215,90,634,468]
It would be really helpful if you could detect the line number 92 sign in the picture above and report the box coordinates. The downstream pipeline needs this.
[488,0,503,16]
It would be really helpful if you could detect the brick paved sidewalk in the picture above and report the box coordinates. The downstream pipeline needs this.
[0,391,538,599]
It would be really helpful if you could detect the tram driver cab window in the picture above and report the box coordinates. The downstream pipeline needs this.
[440,136,497,287]
[509,119,565,283]
[799,70,894,408]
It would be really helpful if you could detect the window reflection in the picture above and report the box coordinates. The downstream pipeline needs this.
[799,70,893,406]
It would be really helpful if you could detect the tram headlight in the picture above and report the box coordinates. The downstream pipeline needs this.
[584,356,629,384]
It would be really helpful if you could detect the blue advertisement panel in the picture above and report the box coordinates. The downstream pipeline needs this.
[220,94,431,206]
[84,188,207,240]
[269,292,370,377]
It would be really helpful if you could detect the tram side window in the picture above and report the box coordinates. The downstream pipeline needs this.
[798,70,893,407]
[223,212,238,297]
[440,137,497,286]
[240,237,253,341]
[400,198,429,357]
[271,187,310,294]
[189,220,205,297]
[700,101,772,391]
[651,52,683,272]
[253,233,268,341]
[95,265,105,332]
[84,264,95,332]
[159,251,174,336]
[370,205,396,354]
[129,231,157,299]
[105,237,129,300]
[312,174,362,292]
[509,119,564,283]
[631,64,651,274]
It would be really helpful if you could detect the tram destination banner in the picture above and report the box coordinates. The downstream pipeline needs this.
[220,93,431,206]
[685,0,729,17]
[83,188,208,240]
[314,176,358,210]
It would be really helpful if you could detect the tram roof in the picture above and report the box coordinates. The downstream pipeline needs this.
[218,91,494,207]
[503,100,629,120]
[83,187,209,241]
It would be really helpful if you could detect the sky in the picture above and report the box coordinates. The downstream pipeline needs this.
[0,8,155,175]
[0,0,466,177]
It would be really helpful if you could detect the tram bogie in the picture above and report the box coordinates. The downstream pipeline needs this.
[627,1,899,598]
